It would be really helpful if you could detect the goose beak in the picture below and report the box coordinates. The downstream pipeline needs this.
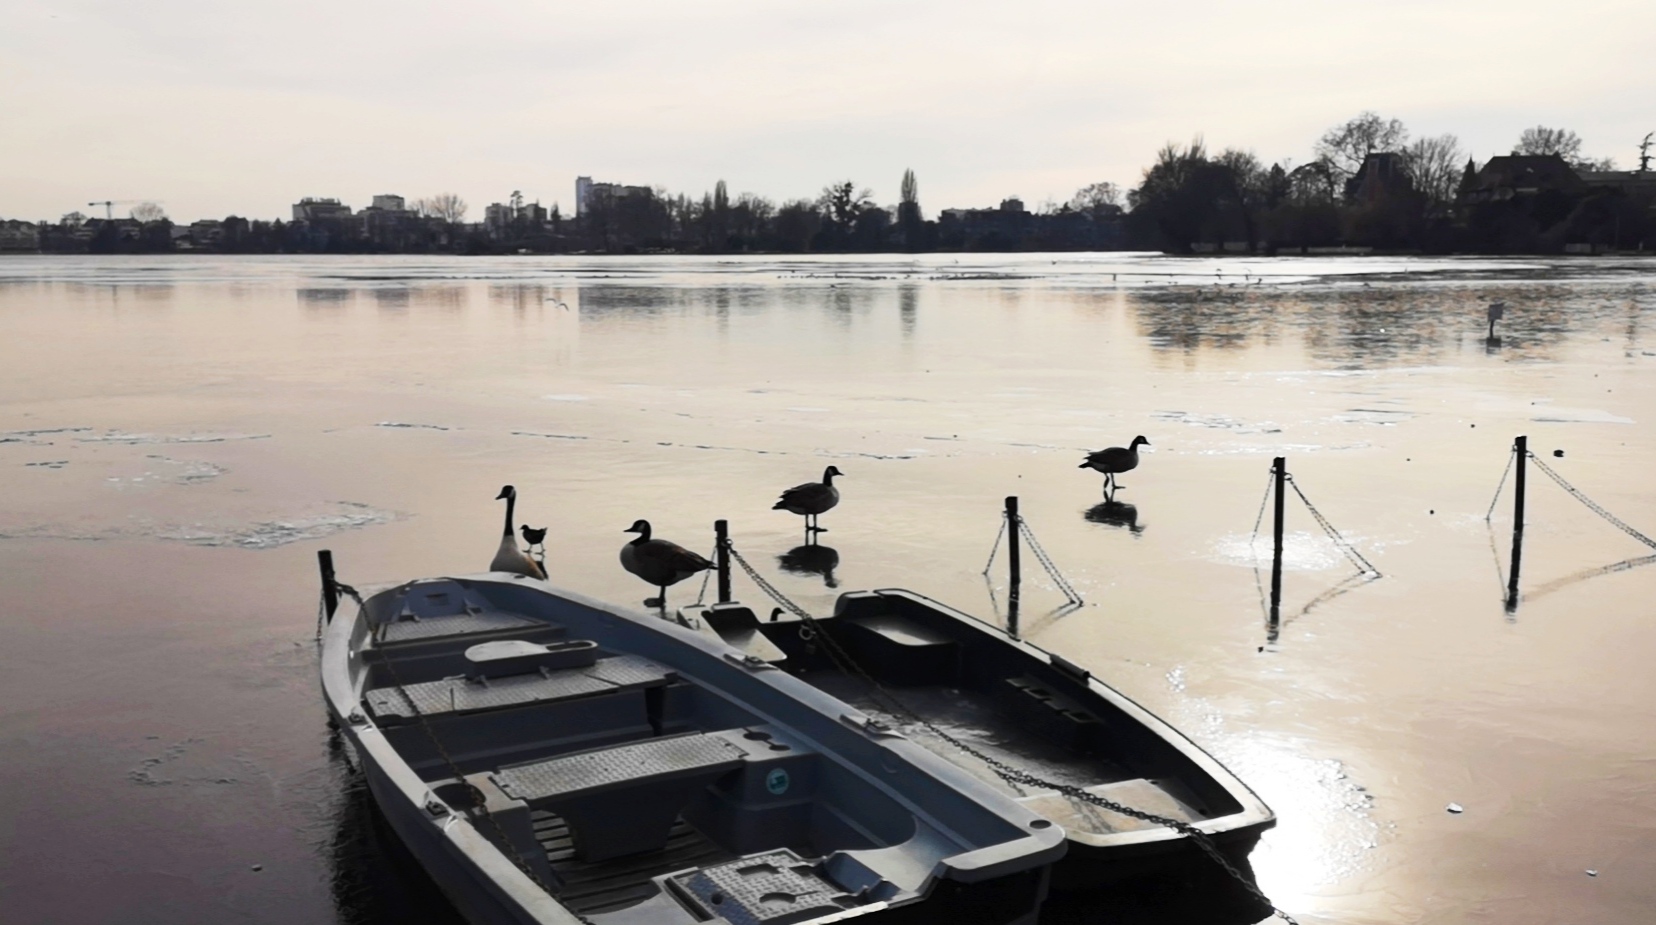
[495,486,512,500]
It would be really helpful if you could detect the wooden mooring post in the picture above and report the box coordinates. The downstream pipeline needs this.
[317,549,339,622]
[1268,457,1286,635]
[714,520,732,604]
[1006,496,1022,639]
[1506,436,1527,612]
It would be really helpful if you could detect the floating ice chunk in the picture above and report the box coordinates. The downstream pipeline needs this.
[1446,802,1464,814]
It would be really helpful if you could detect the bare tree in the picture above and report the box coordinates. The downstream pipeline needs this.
[1403,134,1465,212]
[1315,112,1410,181]
[1068,181,1123,217]
[1514,126,1582,160]
[59,211,87,227]
[130,202,167,222]
[415,193,468,223]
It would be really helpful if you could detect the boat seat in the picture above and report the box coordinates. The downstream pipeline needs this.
[364,654,674,723]
[682,604,788,663]
[841,614,959,685]
[487,732,749,862]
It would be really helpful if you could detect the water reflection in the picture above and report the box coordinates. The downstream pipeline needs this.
[326,740,465,925]
[1084,500,1144,536]
[778,543,839,588]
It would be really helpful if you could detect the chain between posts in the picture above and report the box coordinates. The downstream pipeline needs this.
[724,540,1297,925]
[1016,518,1083,605]
[330,584,564,903]
[1285,474,1380,577]
[981,514,1008,576]
[1485,445,1516,523]
[1526,453,1656,550]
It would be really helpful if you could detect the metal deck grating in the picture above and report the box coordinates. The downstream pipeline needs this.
[493,733,746,802]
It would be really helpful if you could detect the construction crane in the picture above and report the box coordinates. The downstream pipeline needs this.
[87,199,162,220]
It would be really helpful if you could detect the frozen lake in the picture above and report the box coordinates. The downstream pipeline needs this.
[2,253,1655,924]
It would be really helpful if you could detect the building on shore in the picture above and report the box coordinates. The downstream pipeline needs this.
[0,219,41,251]
[292,197,354,222]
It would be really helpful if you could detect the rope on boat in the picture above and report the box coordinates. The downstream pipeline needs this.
[1526,452,1656,550]
[328,584,570,908]
[725,541,1299,925]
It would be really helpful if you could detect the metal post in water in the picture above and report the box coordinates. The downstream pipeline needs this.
[714,519,731,604]
[1507,436,1526,612]
[1005,496,1022,638]
[318,549,339,622]
[1269,458,1286,631]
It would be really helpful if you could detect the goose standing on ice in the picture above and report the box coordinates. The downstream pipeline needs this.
[772,466,843,536]
[620,519,712,608]
[1079,436,1149,499]
[490,485,546,579]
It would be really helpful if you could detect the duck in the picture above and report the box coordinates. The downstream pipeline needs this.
[620,519,712,608]
[490,486,546,579]
[772,466,843,534]
[1079,436,1149,498]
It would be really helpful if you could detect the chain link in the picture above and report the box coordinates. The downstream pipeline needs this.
[1527,453,1656,550]
[981,514,1007,576]
[1285,475,1380,577]
[331,584,563,902]
[725,542,1297,925]
[1485,446,1515,523]
[1016,518,1084,605]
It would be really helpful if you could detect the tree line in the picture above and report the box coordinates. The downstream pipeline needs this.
[11,114,1650,256]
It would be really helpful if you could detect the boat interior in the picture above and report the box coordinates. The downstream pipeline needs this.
[677,590,1249,844]
[339,578,1054,924]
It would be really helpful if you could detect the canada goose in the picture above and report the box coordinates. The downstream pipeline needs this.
[773,466,843,534]
[620,519,712,608]
[1079,436,1149,498]
[490,486,546,579]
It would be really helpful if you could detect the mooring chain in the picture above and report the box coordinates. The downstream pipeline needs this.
[1016,518,1084,604]
[724,541,1298,925]
[1526,453,1656,550]
[1285,475,1381,577]
[330,585,564,902]
[981,513,1008,576]
[1485,445,1516,523]
[691,545,718,607]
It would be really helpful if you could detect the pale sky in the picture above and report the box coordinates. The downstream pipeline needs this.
[3,0,1651,223]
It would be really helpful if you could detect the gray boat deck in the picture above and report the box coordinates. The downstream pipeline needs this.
[364,654,674,721]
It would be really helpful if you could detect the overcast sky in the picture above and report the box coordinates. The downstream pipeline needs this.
[3,0,1651,223]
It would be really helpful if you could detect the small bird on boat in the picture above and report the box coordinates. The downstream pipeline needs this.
[490,486,546,579]
[1079,436,1149,499]
[620,519,712,609]
[519,524,548,573]
[772,466,843,535]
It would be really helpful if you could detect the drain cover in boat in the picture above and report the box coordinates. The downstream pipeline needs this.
[670,850,866,924]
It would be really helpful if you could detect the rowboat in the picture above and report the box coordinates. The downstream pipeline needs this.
[319,571,1068,925]
[677,589,1276,891]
